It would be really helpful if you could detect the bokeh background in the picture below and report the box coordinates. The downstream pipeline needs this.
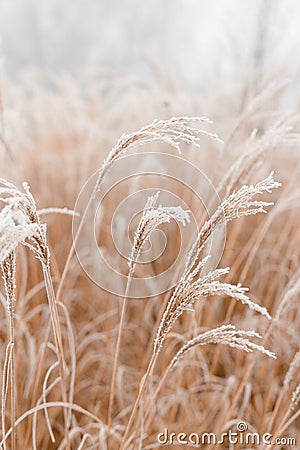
[1,0,300,87]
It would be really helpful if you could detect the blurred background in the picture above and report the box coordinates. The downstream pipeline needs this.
[0,3,300,449]
[0,0,300,88]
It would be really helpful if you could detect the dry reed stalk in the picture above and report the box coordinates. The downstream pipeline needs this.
[120,172,280,449]
[143,325,276,429]
[185,172,281,274]
[169,324,276,368]
[53,116,219,438]
[0,252,16,450]
[154,173,280,366]
[107,192,190,431]
[1,344,13,450]
[209,214,296,407]
[184,173,284,395]
[207,119,297,378]
[56,116,221,302]
[0,401,107,448]
[1,74,299,448]
[0,179,70,449]
[139,173,280,428]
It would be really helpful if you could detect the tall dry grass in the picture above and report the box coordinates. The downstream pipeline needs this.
[0,70,299,449]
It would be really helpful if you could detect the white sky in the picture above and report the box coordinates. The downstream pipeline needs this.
[0,0,299,86]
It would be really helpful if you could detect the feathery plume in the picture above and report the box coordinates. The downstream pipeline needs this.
[108,191,190,429]
[169,325,276,370]
[0,179,49,266]
[154,258,270,352]
[0,178,70,443]
[128,191,190,273]
[0,205,38,266]
[185,172,281,273]
[154,173,279,353]
[1,251,16,317]
[94,116,222,193]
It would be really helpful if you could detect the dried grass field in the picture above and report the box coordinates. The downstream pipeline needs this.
[0,71,300,449]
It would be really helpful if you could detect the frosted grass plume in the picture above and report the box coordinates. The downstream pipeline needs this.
[185,172,281,274]
[170,324,276,370]
[94,116,223,194]
[0,179,49,267]
[154,256,271,353]
[128,191,190,273]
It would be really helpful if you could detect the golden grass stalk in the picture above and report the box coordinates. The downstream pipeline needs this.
[120,172,280,449]
[1,73,299,447]
[143,324,276,430]
[0,179,70,449]
[107,191,190,431]
[0,252,16,450]
[56,116,221,302]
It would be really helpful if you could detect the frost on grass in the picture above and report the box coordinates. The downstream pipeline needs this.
[94,116,222,193]
[154,172,280,353]
[186,172,281,273]
[0,206,38,265]
[128,191,190,273]
[154,257,271,352]
[0,179,49,267]
[1,251,16,316]
[170,324,276,370]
